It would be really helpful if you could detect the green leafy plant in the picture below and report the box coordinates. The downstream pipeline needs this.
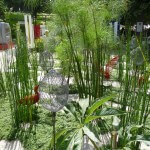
[5,12,24,38]
[53,0,127,100]
[112,32,150,149]
[0,72,6,97]
[50,94,127,149]
[3,30,38,127]
[34,38,45,53]
[0,0,6,21]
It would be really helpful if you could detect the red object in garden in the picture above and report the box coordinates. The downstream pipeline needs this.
[138,75,149,87]
[19,85,40,105]
[138,76,144,86]
[104,70,111,80]
[34,25,41,39]
[101,55,119,80]
[0,42,14,50]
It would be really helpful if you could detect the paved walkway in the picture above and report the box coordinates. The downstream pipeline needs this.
[0,48,16,72]
[0,140,24,150]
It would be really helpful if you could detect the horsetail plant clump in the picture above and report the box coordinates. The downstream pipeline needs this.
[0,72,6,97]
[3,30,38,128]
[112,32,150,149]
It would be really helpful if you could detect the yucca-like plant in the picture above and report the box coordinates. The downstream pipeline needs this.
[49,94,127,150]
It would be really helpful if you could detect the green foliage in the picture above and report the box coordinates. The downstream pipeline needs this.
[4,0,24,11]
[44,16,62,53]
[24,0,53,16]
[50,95,127,149]
[3,30,38,127]
[5,12,24,38]
[124,0,150,24]
[87,94,116,116]
[0,0,6,20]
[5,12,24,21]
[55,40,71,76]
[1,1,150,150]
[0,72,6,97]
[69,84,78,94]
[53,0,127,99]
[110,32,150,149]
[0,96,77,150]
[0,98,12,140]
[4,0,53,14]
[34,39,45,53]
[24,0,40,10]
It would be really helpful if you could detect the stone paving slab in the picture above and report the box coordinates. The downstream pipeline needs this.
[140,142,150,150]
[0,140,24,150]
[0,48,16,72]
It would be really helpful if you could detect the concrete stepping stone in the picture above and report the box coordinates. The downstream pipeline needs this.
[140,142,150,150]
[0,140,24,150]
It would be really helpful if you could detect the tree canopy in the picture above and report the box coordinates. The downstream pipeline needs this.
[122,0,150,25]
[3,0,150,25]
[4,0,52,15]
[0,0,6,20]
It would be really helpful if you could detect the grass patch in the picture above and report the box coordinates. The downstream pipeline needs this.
[0,97,77,150]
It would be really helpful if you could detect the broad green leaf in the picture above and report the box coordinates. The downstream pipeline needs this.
[116,148,131,150]
[130,125,143,133]
[72,129,83,150]
[98,107,126,116]
[125,135,150,147]
[56,129,77,149]
[89,138,99,150]
[123,147,131,150]
[50,129,68,148]
[79,98,89,117]
[126,125,143,138]
[58,128,83,150]
[87,94,116,116]
[65,103,76,116]
[84,108,126,124]
[84,116,100,124]
[83,126,99,143]
[64,104,81,123]
[136,135,150,142]
[66,129,80,150]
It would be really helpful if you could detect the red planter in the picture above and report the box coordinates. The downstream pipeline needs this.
[34,25,41,39]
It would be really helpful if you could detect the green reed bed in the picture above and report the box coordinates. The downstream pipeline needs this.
[113,32,150,149]
[3,31,38,128]
[50,0,130,149]
[54,0,126,101]
[0,72,6,97]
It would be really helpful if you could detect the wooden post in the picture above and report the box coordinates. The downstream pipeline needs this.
[111,131,118,149]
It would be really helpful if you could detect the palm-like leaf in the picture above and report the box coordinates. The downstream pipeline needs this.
[50,95,128,149]
[136,135,150,142]
[84,108,126,124]
[87,94,116,116]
